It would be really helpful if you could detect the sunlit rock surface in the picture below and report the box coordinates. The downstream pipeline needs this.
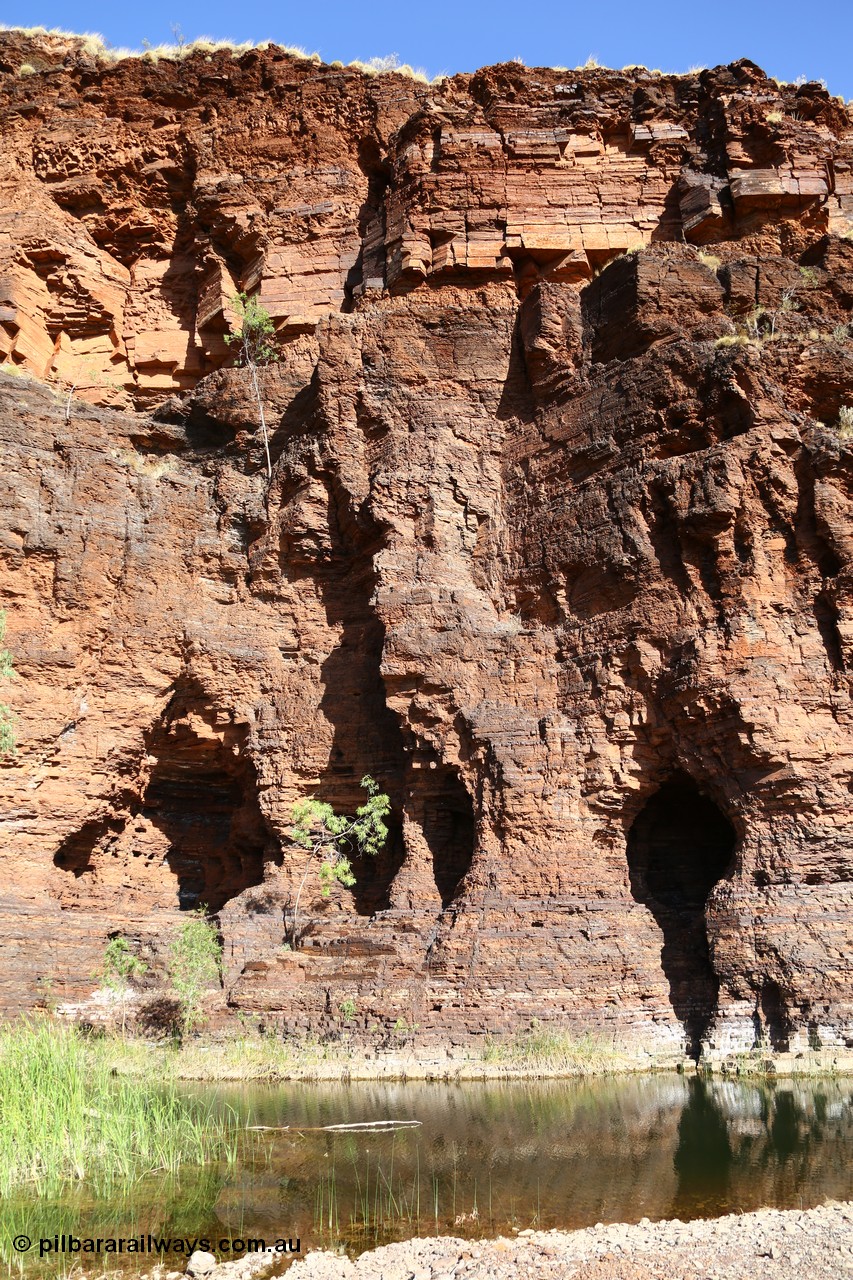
[1,31,853,1059]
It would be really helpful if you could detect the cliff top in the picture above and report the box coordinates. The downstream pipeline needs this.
[1,23,851,411]
[2,24,850,102]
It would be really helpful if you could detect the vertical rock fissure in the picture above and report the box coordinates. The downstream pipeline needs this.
[307,481,408,917]
[304,471,477,919]
[627,773,736,1057]
[315,586,408,917]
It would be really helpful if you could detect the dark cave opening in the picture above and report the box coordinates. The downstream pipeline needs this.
[627,773,736,1057]
[421,761,476,908]
[349,811,406,916]
[143,713,273,913]
[758,979,791,1052]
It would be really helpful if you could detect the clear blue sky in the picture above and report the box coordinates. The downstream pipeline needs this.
[5,0,853,100]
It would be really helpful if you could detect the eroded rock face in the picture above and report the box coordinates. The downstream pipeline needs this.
[1,33,853,1058]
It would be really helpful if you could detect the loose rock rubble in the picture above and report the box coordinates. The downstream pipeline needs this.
[185,1249,282,1280]
[285,1201,853,1279]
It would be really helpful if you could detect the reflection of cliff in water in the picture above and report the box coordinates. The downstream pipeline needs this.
[206,1076,853,1252]
[668,1076,853,1221]
[671,1078,733,1217]
[8,1076,853,1275]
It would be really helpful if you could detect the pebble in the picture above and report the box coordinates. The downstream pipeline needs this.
[185,1254,217,1279]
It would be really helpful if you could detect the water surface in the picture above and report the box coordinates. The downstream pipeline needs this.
[5,1074,853,1273]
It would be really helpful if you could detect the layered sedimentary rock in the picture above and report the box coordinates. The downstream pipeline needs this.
[1,31,853,1058]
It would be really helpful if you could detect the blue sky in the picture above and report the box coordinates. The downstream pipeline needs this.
[5,0,853,99]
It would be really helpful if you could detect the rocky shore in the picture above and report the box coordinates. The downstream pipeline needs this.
[282,1201,853,1280]
[111,1202,853,1280]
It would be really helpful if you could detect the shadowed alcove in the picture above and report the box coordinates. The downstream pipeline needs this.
[391,746,477,912]
[627,773,736,1056]
[142,712,274,912]
[348,811,406,916]
[53,692,278,913]
[423,761,476,907]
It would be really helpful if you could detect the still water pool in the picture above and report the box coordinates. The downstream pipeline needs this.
[6,1074,853,1272]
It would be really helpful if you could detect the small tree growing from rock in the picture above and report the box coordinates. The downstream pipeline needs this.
[102,936,148,1036]
[225,291,277,479]
[0,610,16,759]
[288,776,390,947]
[168,908,222,1037]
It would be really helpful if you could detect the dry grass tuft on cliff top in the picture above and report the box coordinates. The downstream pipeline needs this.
[0,26,435,79]
[11,27,836,90]
[838,405,853,438]
[0,26,312,64]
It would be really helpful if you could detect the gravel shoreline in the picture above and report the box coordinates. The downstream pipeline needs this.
[72,1203,853,1280]
[283,1201,853,1279]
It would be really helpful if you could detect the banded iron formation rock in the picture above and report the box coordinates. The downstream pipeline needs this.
[1,30,853,1059]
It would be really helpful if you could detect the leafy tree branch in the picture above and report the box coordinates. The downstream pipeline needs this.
[288,776,390,947]
[168,908,223,1037]
[101,936,148,1035]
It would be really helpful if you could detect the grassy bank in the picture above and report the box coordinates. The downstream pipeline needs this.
[100,1032,853,1083]
[481,1026,620,1073]
[83,1026,649,1083]
[0,1019,240,1195]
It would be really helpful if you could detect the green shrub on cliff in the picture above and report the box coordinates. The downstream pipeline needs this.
[0,610,16,758]
[288,776,390,946]
[103,936,148,990]
[225,291,278,478]
[225,291,277,366]
[102,936,148,1035]
[167,909,222,1036]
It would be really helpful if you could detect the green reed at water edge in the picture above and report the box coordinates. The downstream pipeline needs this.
[0,1018,241,1196]
[312,1143,488,1248]
[0,1165,227,1275]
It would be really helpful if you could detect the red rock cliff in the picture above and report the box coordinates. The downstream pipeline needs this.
[2,31,853,1058]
